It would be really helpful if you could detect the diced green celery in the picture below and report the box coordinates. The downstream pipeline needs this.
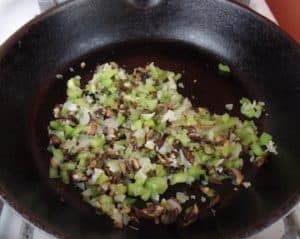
[116,113,125,125]
[134,170,147,185]
[132,119,143,130]
[124,148,132,158]
[76,151,92,161]
[166,136,175,145]
[128,183,144,197]
[237,122,258,146]
[188,165,205,178]
[175,132,191,146]
[141,188,152,201]
[141,98,158,111]
[251,142,264,156]
[218,63,231,73]
[144,119,155,128]
[64,125,75,138]
[60,162,76,171]
[240,97,264,119]
[115,184,127,195]
[193,152,211,164]
[123,197,136,206]
[99,195,114,213]
[145,177,168,194]
[186,114,197,126]
[153,122,166,133]
[259,132,272,146]
[89,135,105,148]
[155,165,167,177]
[170,172,188,185]
[148,63,167,81]
[61,170,70,184]
[49,120,62,130]
[86,82,97,93]
[96,172,108,184]
[49,167,59,179]
[224,158,243,169]
[49,147,64,163]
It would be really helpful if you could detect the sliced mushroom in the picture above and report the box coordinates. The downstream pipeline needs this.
[134,204,164,219]
[161,209,179,224]
[131,158,140,170]
[86,120,97,135]
[209,194,220,208]
[255,155,267,167]
[49,134,61,146]
[182,148,195,163]
[230,168,244,185]
[181,204,199,227]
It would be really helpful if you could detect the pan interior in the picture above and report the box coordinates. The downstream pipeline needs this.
[29,40,261,230]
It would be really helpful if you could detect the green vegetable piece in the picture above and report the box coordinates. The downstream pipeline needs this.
[67,76,82,99]
[175,132,191,146]
[96,172,108,184]
[128,183,144,197]
[60,162,76,171]
[49,147,64,163]
[115,184,127,195]
[49,167,59,179]
[141,98,158,111]
[145,177,168,194]
[99,195,114,213]
[240,97,265,119]
[155,165,167,177]
[117,113,126,125]
[193,152,211,164]
[259,132,272,146]
[61,170,70,184]
[132,119,143,130]
[123,197,136,206]
[89,135,105,148]
[144,119,155,128]
[49,120,62,130]
[218,63,231,73]
[141,188,152,201]
[170,172,188,185]
[251,142,264,156]
[188,165,205,178]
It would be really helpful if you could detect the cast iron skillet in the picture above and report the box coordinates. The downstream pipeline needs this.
[0,0,300,238]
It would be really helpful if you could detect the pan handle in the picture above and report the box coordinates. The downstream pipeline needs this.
[126,0,162,8]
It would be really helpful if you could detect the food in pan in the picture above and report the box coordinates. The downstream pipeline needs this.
[48,62,277,228]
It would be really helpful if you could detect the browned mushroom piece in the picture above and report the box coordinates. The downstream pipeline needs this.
[209,194,221,208]
[182,147,195,163]
[161,209,179,224]
[86,120,98,135]
[181,204,199,227]
[67,112,79,125]
[255,155,267,167]
[89,159,98,168]
[214,135,226,144]
[131,158,140,170]
[49,134,61,146]
[146,129,154,140]
[230,168,244,185]
[188,134,203,142]
[155,137,165,148]
[110,173,122,184]
[134,204,164,219]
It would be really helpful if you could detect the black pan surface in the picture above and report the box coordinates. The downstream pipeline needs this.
[0,0,300,238]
